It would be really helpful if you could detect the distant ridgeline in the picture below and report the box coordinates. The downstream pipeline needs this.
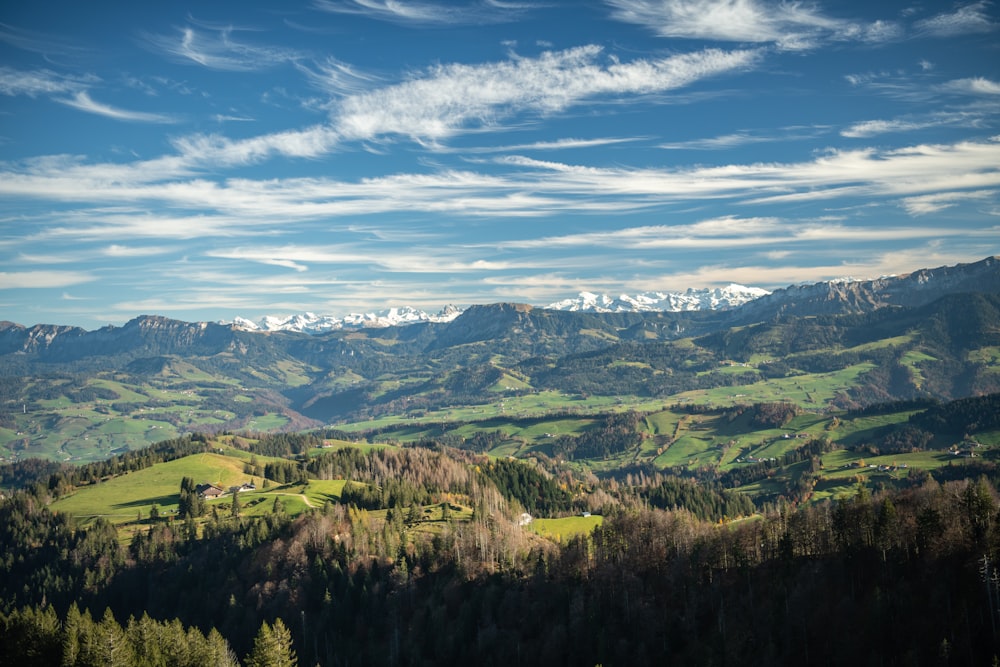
[0,255,998,464]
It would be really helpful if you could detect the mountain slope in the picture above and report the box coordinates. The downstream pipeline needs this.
[1,257,999,461]
[735,256,1000,321]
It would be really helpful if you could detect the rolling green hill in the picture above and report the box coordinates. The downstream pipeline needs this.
[2,275,999,462]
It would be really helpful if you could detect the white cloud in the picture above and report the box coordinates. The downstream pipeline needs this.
[941,77,1000,96]
[660,127,827,149]
[454,136,642,154]
[605,0,900,50]
[493,216,964,252]
[840,111,979,138]
[3,137,999,242]
[299,57,383,97]
[55,91,178,123]
[206,244,533,276]
[144,25,303,71]
[334,45,760,144]
[0,22,90,59]
[915,1,997,37]
[150,46,757,165]
[0,66,89,97]
[171,125,340,165]
[623,249,977,292]
[312,0,528,25]
[0,270,95,288]
[104,244,173,258]
[900,189,997,215]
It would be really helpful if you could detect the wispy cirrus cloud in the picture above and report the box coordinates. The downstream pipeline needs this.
[312,0,529,26]
[659,126,826,149]
[605,0,901,50]
[334,45,760,144]
[0,270,96,288]
[445,136,642,154]
[171,124,339,165]
[914,1,997,37]
[0,22,90,59]
[55,91,178,123]
[208,244,530,274]
[941,77,1000,96]
[900,189,998,215]
[299,57,383,97]
[167,45,758,163]
[492,216,965,253]
[840,111,984,138]
[144,25,303,71]
[0,66,90,97]
[3,137,1000,229]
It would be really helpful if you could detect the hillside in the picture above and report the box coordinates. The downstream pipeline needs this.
[1,257,998,463]
[3,401,1000,665]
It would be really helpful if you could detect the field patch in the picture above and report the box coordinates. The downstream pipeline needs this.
[527,514,603,542]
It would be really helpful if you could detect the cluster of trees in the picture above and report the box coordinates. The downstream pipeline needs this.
[0,604,240,666]
[263,460,307,485]
[339,478,433,512]
[551,411,644,460]
[750,401,801,428]
[177,476,205,519]
[633,475,755,522]
[476,458,574,516]
[912,392,1000,434]
[4,463,1000,665]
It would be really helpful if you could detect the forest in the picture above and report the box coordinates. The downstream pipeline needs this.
[3,285,1000,664]
[2,428,1000,666]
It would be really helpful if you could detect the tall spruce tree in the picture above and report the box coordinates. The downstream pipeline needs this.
[246,618,297,667]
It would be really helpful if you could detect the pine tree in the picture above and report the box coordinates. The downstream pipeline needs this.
[246,618,297,667]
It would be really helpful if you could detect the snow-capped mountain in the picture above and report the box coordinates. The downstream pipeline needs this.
[545,284,770,313]
[229,305,463,334]
[227,285,772,333]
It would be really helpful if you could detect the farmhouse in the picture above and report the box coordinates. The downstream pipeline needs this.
[196,483,224,499]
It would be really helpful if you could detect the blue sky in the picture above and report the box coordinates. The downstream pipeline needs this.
[1,0,998,328]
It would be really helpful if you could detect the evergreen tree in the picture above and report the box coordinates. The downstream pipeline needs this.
[246,618,297,667]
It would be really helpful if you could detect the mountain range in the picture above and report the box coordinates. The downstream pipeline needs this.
[222,258,1000,334]
[2,256,997,357]
[223,284,770,334]
[1,255,999,461]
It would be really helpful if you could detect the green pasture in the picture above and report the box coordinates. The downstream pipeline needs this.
[303,479,348,506]
[88,378,148,402]
[654,435,722,468]
[407,502,475,537]
[246,414,290,431]
[51,452,259,525]
[527,515,603,542]
[828,412,920,446]
[669,363,876,409]
[339,391,666,433]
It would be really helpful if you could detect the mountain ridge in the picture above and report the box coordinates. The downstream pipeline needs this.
[0,257,996,355]
[220,256,999,334]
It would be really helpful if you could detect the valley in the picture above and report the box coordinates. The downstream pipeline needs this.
[3,257,1000,666]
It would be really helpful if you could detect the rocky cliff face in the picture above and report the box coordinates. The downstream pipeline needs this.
[0,315,242,363]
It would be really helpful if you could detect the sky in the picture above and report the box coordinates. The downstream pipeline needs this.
[1,0,999,329]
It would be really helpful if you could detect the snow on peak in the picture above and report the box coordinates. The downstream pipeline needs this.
[226,284,770,335]
[545,284,769,313]
[226,304,463,334]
